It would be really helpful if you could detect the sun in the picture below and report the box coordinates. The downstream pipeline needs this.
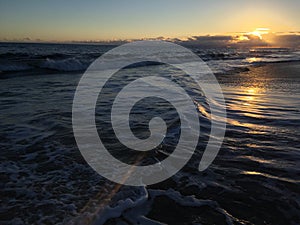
[249,28,270,39]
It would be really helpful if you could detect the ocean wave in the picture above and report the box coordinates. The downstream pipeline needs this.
[0,60,32,72]
[0,44,299,75]
[0,58,93,73]
[40,58,91,71]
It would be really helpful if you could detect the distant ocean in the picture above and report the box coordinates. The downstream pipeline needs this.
[0,42,300,225]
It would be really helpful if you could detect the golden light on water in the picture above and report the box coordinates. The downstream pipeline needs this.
[242,87,260,103]
[246,57,261,63]
[236,87,261,107]
[246,88,257,94]
[225,86,269,131]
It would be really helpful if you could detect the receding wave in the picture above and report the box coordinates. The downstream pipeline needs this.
[1,46,300,75]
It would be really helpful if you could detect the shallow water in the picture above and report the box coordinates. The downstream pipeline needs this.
[0,43,300,225]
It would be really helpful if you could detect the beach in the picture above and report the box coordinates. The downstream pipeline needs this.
[0,43,300,225]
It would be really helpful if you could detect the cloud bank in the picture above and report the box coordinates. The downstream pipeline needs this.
[174,32,300,48]
[1,33,300,49]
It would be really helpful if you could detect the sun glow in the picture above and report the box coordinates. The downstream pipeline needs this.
[249,28,270,39]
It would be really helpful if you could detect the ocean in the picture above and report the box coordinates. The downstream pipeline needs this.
[0,42,300,225]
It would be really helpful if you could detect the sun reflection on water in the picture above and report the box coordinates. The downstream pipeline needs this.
[225,86,271,131]
[228,87,264,113]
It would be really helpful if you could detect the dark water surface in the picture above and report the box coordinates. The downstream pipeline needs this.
[0,43,300,225]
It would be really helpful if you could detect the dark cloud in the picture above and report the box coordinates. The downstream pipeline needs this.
[174,33,300,48]
[233,34,269,48]
[1,33,299,49]
[176,35,234,48]
[272,34,300,48]
[173,34,268,48]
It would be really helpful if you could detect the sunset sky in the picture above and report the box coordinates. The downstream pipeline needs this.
[0,0,299,45]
